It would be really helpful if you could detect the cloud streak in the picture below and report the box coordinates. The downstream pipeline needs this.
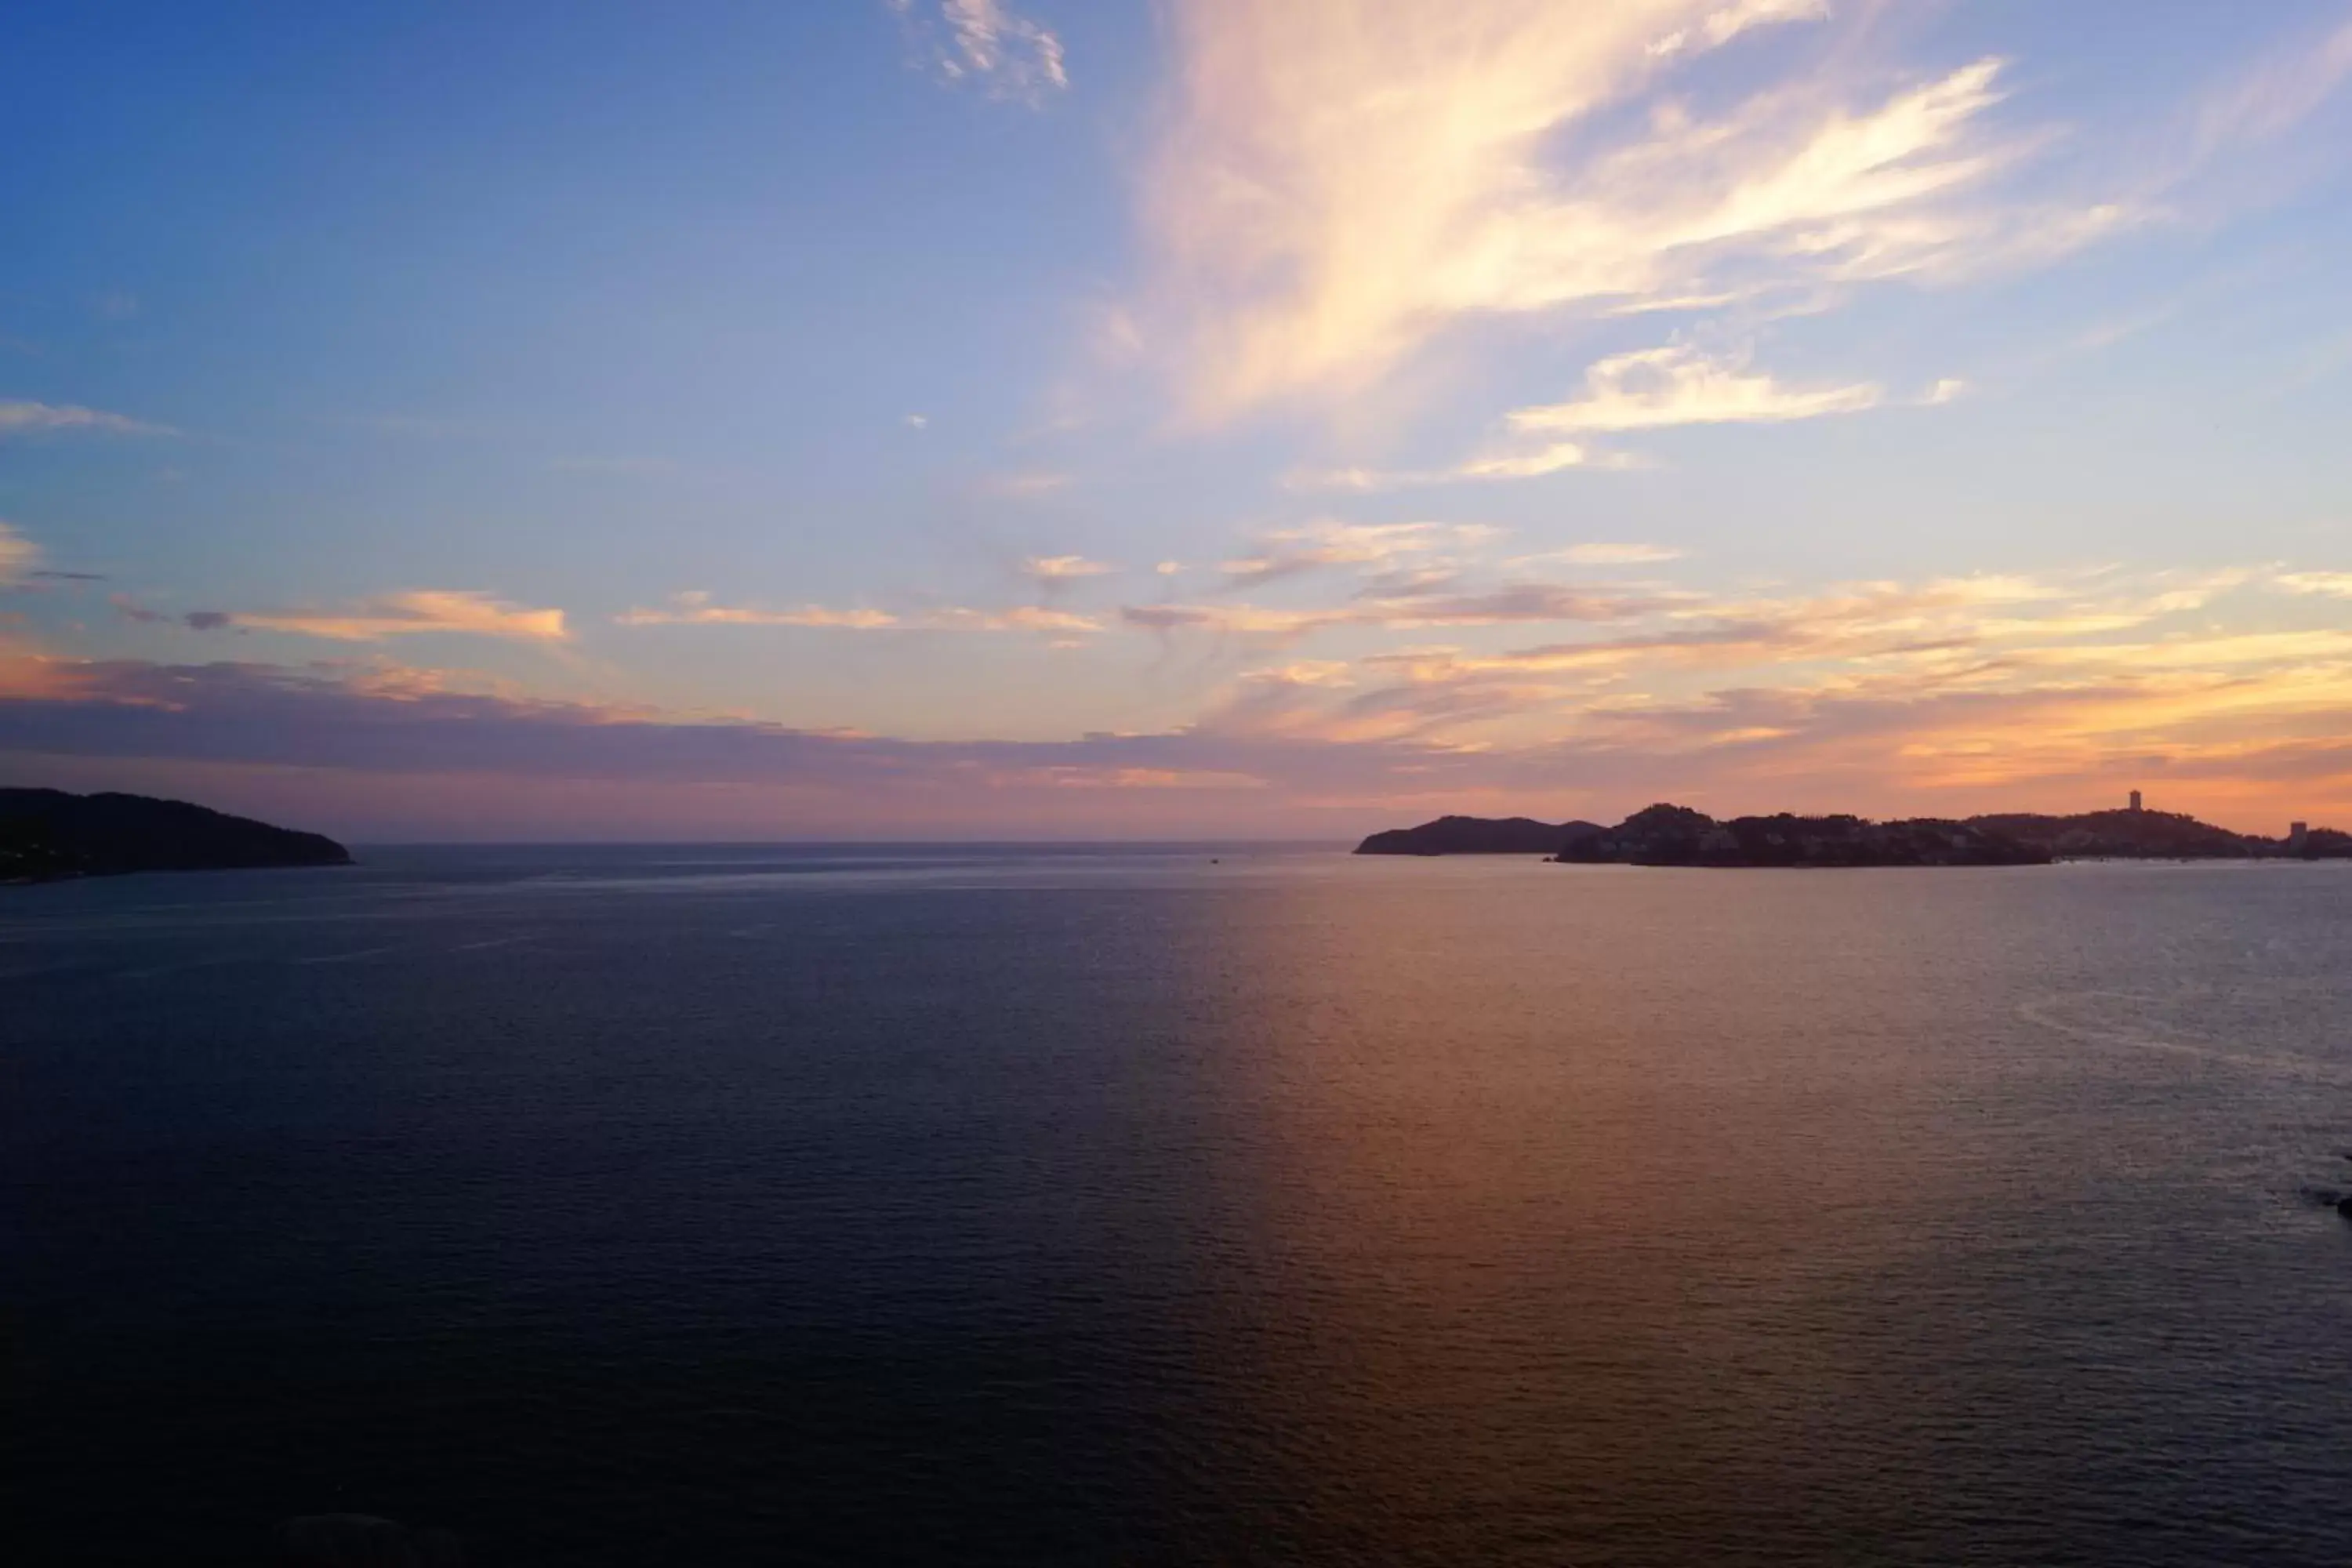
[212,590,570,643]
[2196,12,2352,153]
[617,591,1100,634]
[1505,345,1882,435]
[1290,344,1890,489]
[1217,521,1500,585]
[0,400,175,437]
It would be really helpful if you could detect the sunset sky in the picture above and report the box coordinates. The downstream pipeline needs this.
[6,1,2352,838]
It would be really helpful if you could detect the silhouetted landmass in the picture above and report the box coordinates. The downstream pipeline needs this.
[0,788,351,884]
[1969,810,2352,859]
[1968,808,2256,859]
[2299,828,2352,860]
[1355,815,1602,856]
[1358,802,2352,866]
[1552,804,2050,867]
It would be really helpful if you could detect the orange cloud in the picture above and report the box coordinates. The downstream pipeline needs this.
[8,634,2349,835]
[223,590,568,643]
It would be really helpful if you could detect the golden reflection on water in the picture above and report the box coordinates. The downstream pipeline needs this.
[1171,862,2041,1553]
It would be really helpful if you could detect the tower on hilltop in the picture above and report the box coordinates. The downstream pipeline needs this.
[2129,789,2143,812]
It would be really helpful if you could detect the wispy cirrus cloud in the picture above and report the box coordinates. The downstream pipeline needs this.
[1218,521,1501,585]
[2194,10,2352,154]
[1646,0,1828,61]
[1286,442,1632,492]
[617,590,1099,635]
[1287,340,1887,490]
[1510,543,1687,568]
[1505,345,1882,436]
[1140,0,2082,419]
[889,0,1067,103]
[1306,344,1887,485]
[0,400,176,437]
[206,590,569,643]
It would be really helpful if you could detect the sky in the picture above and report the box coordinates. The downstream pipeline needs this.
[5,0,2352,840]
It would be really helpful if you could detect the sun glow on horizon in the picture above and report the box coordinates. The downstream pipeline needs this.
[3,2,2351,836]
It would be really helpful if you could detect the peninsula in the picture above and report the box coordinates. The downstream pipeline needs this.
[1356,797,2352,867]
[0,788,353,884]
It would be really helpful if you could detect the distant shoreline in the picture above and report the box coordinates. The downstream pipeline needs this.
[1358,804,2350,869]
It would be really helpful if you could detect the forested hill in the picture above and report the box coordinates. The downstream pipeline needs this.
[0,789,352,884]
[1356,804,2352,864]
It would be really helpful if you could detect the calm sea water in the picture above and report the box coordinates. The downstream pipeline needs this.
[5,845,2351,1566]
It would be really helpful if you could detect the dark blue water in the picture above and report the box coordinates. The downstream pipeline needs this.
[5,846,2352,1565]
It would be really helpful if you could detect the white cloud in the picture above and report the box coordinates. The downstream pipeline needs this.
[1291,345,1881,489]
[0,400,176,437]
[1507,344,1882,434]
[1649,0,1828,60]
[1141,0,2064,419]
[891,0,1068,103]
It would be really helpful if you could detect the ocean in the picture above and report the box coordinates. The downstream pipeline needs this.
[5,845,2350,1565]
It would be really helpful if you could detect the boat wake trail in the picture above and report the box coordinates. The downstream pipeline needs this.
[2017,990,2352,1086]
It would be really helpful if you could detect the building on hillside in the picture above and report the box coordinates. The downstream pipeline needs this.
[2290,821,2310,852]
[2129,789,2143,812]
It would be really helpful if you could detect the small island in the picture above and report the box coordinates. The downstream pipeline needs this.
[1356,815,1602,856]
[1356,793,2352,868]
[0,788,353,884]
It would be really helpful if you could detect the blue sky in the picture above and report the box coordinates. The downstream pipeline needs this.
[5,1,2352,837]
